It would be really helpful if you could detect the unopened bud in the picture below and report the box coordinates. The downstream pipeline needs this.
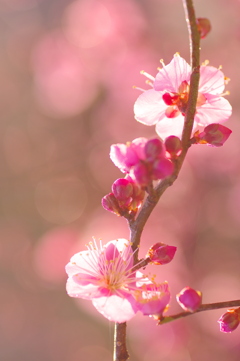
[152,158,174,179]
[165,136,182,157]
[218,309,240,333]
[196,18,211,39]
[101,193,122,216]
[112,178,133,201]
[147,242,177,265]
[145,138,164,161]
[176,287,202,312]
[133,162,150,187]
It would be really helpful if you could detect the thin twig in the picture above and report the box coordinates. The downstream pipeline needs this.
[159,300,240,325]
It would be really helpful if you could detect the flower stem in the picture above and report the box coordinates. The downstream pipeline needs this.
[113,322,129,361]
[159,300,240,325]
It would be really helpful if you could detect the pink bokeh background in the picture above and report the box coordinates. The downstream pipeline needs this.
[1,0,240,360]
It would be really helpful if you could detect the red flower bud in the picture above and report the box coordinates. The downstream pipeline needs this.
[101,193,122,216]
[176,287,202,312]
[218,309,240,333]
[165,136,182,157]
[147,242,177,265]
[145,138,164,161]
[196,18,211,39]
[112,178,133,201]
[152,158,174,179]
[133,162,151,187]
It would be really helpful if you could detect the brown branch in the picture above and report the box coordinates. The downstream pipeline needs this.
[130,0,200,254]
[113,323,129,361]
[159,300,240,325]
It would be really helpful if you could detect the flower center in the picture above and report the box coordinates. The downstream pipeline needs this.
[162,80,206,118]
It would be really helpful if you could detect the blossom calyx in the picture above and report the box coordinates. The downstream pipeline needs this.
[147,242,177,265]
[218,308,240,333]
[176,287,202,312]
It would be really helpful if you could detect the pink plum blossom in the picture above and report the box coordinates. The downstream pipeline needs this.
[66,238,170,322]
[176,286,202,312]
[134,53,232,139]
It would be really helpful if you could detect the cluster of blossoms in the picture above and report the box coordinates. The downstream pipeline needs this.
[66,238,175,322]
[65,52,234,330]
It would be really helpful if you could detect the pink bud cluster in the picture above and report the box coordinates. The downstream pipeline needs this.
[218,308,240,333]
[102,177,145,217]
[110,137,174,187]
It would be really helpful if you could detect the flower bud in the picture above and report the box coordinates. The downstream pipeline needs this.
[218,309,240,333]
[176,287,202,312]
[152,157,174,179]
[196,18,211,39]
[101,193,122,216]
[112,178,133,201]
[144,138,164,161]
[147,242,177,265]
[165,136,182,157]
[133,162,151,186]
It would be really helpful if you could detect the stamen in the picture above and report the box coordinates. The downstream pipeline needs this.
[133,85,146,92]
[140,70,155,81]
[202,59,209,66]
[160,59,165,66]
[146,80,153,87]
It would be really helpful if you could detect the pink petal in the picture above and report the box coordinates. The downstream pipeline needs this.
[66,277,101,299]
[136,282,170,316]
[194,94,232,126]
[155,114,185,139]
[154,54,191,92]
[131,137,148,160]
[92,293,138,322]
[110,143,139,173]
[134,89,166,126]
[199,65,225,95]
[104,238,134,267]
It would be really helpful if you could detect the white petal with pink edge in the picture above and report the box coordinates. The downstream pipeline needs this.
[199,65,225,95]
[92,293,138,322]
[155,114,186,139]
[154,54,191,92]
[66,277,101,300]
[195,94,232,126]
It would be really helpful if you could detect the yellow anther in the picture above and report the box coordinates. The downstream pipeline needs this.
[202,59,209,66]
